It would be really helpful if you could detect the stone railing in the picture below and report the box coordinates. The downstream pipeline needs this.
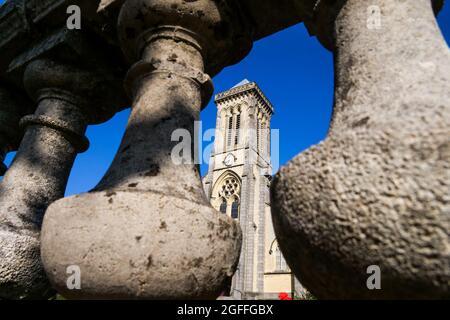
[0,0,448,299]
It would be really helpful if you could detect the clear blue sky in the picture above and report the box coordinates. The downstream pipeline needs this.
[2,0,450,196]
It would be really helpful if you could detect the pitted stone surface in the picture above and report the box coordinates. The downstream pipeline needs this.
[0,59,123,299]
[42,70,243,300]
[272,0,450,299]
[0,85,33,175]
[0,110,82,299]
[1,0,448,300]
[42,192,241,299]
[118,0,253,75]
[41,0,252,300]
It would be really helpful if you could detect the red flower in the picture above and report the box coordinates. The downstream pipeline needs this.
[278,292,293,300]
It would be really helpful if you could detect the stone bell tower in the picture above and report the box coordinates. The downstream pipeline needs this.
[203,80,300,299]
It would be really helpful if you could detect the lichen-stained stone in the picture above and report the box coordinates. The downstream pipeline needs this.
[0,84,33,175]
[41,0,252,299]
[0,59,124,300]
[272,0,450,299]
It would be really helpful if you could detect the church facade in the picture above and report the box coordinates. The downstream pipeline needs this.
[203,80,303,299]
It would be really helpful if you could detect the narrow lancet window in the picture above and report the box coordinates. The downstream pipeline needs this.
[220,199,227,214]
[227,116,233,147]
[235,113,241,146]
[231,200,239,219]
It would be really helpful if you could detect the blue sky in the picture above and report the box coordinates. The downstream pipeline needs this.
[2,1,450,196]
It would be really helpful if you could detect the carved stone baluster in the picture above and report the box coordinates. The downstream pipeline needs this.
[0,59,122,299]
[0,85,33,175]
[41,0,252,299]
[271,0,450,299]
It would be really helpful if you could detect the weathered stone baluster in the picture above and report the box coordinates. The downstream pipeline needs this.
[41,0,252,299]
[0,85,33,175]
[271,0,450,299]
[0,59,123,299]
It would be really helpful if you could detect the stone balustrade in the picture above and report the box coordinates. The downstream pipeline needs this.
[272,0,450,299]
[0,0,448,299]
[0,58,126,299]
[0,84,33,175]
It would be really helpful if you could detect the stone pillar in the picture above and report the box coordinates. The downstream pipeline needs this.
[41,0,252,299]
[0,85,33,175]
[272,0,450,299]
[0,59,122,299]
[256,175,267,292]
[241,168,256,295]
[234,169,249,298]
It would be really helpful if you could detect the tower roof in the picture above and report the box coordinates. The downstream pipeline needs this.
[232,79,251,88]
[214,80,274,115]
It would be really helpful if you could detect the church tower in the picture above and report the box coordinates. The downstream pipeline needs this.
[203,80,302,299]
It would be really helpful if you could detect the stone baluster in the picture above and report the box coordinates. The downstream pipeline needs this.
[0,59,123,299]
[41,0,252,299]
[271,0,450,299]
[0,85,33,175]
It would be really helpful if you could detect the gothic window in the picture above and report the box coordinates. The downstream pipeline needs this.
[260,120,266,155]
[256,117,260,153]
[276,247,282,270]
[220,199,227,214]
[235,113,241,146]
[258,119,264,154]
[281,256,287,271]
[221,178,239,198]
[231,199,239,219]
[276,247,288,271]
[227,116,233,147]
[212,172,241,218]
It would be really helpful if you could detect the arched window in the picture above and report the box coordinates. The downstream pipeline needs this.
[231,199,239,219]
[235,113,241,146]
[276,247,282,270]
[257,117,261,153]
[227,116,233,147]
[276,247,288,271]
[220,199,227,214]
[212,172,241,218]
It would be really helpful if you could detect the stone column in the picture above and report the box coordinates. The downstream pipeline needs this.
[0,85,33,175]
[41,0,252,299]
[256,175,267,292]
[234,169,249,299]
[241,168,256,295]
[272,0,450,299]
[0,59,123,300]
